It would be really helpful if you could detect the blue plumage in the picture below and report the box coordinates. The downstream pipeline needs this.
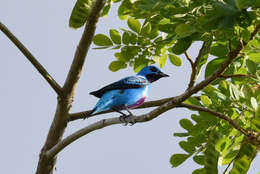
[86,65,169,118]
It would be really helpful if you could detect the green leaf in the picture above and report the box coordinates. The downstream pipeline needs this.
[69,0,95,29]
[170,154,190,168]
[121,46,140,61]
[210,43,228,57]
[175,23,196,38]
[134,58,149,72]
[250,97,258,111]
[114,52,125,61]
[246,59,256,74]
[118,0,131,20]
[159,54,167,68]
[184,97,202,106]
[188,134,207,147]
[214,1,238,16]
[251,118,260,132]
[93,34,113,46]
[200,95,212,107]
[180,118,194,131]
[241,29,251,42]
[235,0,250,10]
[179,141,196,154]
[168,54,182,66]
[229,84,240,101]
[205,58,226,78]
[249,53,260,63]
[129,32,137,44]
[122,32,131,45]
[192,168,205,174]
[109,61,126,72]
[172,37,192,55]
[148,28,159,39]
[204,130,221,174]
[127,17,141,33]
[141,22,151,35]
[193,155,205,165]
[173,132,189,137]
[222,150,239,165]
[101,4,111,17]
[229,143,257,174]
[159,24,177,33]
[109,29,121,44]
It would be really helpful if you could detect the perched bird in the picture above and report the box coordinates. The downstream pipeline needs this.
[86,65,169,120]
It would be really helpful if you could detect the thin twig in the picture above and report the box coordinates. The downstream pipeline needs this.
[0,22,63,96]
[219,74,256,79]
[187,41,209,89]
[68,97,172,121]
[185,51,194,67]
[223,158,235,174]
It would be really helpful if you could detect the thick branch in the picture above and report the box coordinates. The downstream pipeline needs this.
[0,22,63,96]
[63,0,106,96]
[36,0,107,173]
[176,103,249,136]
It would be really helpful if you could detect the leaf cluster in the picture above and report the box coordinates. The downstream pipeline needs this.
[68,0,260,173]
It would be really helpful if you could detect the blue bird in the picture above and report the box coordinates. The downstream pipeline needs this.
[86,65,169,120]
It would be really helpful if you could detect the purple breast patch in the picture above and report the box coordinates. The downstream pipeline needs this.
[129,97,146,109]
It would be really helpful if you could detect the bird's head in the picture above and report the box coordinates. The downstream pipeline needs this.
[137,65,169,83]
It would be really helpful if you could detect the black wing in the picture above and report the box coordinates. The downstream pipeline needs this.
[90,76,148,98]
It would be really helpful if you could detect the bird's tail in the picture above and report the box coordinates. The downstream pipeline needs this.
[84,107,97,119]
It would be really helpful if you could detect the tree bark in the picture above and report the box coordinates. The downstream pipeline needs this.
[35,0,107,173]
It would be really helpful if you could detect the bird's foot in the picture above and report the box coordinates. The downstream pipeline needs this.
[119,114,136,126]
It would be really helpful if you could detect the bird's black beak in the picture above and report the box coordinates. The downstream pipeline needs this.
[158,71,170,78]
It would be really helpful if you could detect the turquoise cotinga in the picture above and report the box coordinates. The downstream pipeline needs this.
[86,66,169,119]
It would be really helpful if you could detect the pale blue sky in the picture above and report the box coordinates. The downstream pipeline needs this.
[0,1,259,174]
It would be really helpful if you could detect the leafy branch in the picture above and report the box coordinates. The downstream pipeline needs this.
[48,99,260,159]
[176,103,249,136]
[43,22,260,160]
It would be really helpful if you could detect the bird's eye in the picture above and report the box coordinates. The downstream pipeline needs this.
[150,67,157,72]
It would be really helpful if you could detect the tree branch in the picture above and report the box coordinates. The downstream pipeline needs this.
[50,99,260,159]
[62,0,106,96]
[47,100,178,159]
[68,97,173,121]
[69,23,260,122]
[36,0,107,173]
[219,74,256,79]
[0,22,63,96]
[184,51,194,67]
[46,21,260,165]
[187,41,208,89]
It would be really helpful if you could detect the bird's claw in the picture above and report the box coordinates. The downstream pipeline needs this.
[119,114,136,126]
